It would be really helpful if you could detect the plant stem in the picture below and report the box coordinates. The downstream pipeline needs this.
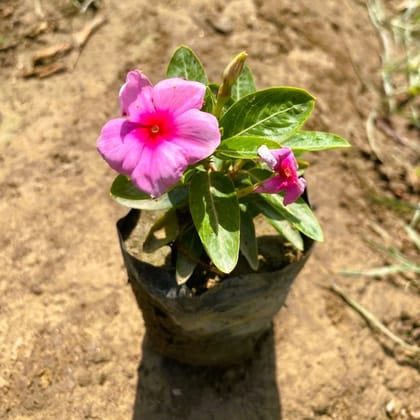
[236,185,255,198]
[213,98,226,119]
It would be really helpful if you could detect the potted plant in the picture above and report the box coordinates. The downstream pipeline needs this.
[96,46,350,365]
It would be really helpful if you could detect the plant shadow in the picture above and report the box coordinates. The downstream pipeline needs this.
[132,327,282,420]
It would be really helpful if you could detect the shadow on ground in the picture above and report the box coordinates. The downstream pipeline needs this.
[133,329,282,419]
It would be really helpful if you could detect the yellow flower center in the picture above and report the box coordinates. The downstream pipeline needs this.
[283,167,291,178]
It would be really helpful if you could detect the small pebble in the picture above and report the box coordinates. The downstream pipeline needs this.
[208,16,233,35]
[385,399,395,417]
[77,372,92,387]
[172,388,182,397]
[30,284,43,295]
[410,409,420,419]
[98,372,107,385]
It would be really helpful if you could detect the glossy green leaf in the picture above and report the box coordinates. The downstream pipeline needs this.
[220,87,315,141]
[231,64,256,101]
[254,199,304,250]
[143,209,179,253]
[111,175,148,199]
[111,175,188,210]
[248,167,272,183]
[269,219,304,251]
[249,169,322,242]
[166,45,208,84]
[261,194,323,242]
[175,227,203,285]
[189,172,240,273]
[216,136,280,159]
[240,209,259,270]
[282,131,351,151]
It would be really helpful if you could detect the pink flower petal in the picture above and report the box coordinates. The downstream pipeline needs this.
[96,118,129,171]
[258,146,293,170]
[255,175,306,205]
[172,109,221,163]
[126,85,156,122]
[277,150,298,176]
[130,140,188,197]
[254,175,288,194]
[119,70,152,116]
[257,145,277,170]
[96,118,146,174]
[270,147,292,164]
[283,177,306,205]
[153,78,205,116]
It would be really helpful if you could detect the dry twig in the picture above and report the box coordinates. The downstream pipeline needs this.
[32,43,73,65]
[19,14,107,79]
[73,14,107,49]
[72,14,107,68]
[21,62,67,79]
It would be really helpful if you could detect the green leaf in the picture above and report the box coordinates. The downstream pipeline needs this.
[175,226,203,285]
[111,175,147,199]
[261,194,323,242]
[269,219,304,251]
[220,87,315,141]
[231,64,256,101]
[143,209,179,253]
[254,199,304,250]
[282,131,351,151]
[166,45,208,84]
[110,175,188,210]
[189,172,240,273]
[249,167,272,182]
[249,170,321,242]
[216,136,280,159]
[240,209,259,270]
[202,86,216,113]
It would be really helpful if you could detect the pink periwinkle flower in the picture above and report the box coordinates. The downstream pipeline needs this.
[255,145,306,205]
[97,71,221,197]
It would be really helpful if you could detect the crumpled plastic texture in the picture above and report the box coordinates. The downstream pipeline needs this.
[117,209,314,366]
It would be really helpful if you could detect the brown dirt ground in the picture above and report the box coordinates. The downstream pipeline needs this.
[1,0,419,419]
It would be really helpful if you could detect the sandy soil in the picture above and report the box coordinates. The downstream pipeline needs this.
[1,0,419,419]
